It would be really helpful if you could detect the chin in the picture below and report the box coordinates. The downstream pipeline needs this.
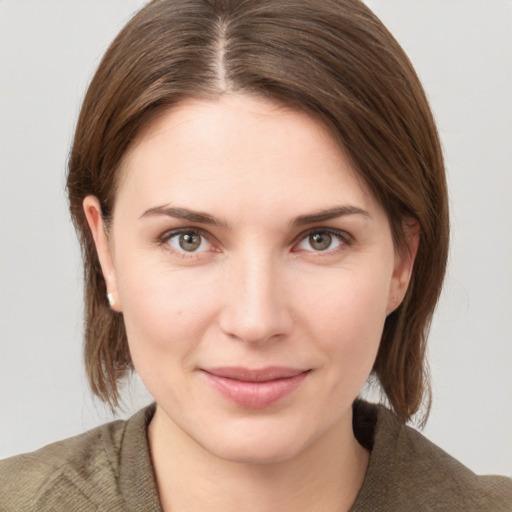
[191,417,316,465]
[206,437,306,466]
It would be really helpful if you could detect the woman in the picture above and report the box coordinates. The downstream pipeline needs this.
[1,0,511,510]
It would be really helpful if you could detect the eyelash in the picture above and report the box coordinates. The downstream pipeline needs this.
[293,228,353,254]
[158,228,215,258]
[157,227,353,257]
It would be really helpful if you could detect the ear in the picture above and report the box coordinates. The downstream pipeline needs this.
[387,218,420,314]
[83,195,122,312]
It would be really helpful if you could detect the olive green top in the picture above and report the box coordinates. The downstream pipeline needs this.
[1,401,511,511]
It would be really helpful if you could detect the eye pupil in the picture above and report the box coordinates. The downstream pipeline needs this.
[179,233,201,251]
[309,232,332,251]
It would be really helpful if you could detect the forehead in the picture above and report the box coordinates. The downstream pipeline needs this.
[115,94,379,220]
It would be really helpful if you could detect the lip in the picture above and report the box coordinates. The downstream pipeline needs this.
[201,367,311,409]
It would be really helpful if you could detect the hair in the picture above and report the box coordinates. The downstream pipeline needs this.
[67,0,449,423]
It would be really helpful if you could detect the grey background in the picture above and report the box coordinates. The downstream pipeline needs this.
[1,1,511,475]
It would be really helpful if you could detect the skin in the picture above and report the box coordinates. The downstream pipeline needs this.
[84,94,418,512]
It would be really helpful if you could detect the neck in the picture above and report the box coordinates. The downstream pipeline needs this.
[148,405,369,512]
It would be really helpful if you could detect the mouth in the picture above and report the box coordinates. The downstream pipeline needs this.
[200,366,311,409]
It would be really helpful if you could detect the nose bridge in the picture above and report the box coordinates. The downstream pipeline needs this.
[219,247,291,343]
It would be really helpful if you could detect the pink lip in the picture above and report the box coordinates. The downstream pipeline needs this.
[201,367,310,409]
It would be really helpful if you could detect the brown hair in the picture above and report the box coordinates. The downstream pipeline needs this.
[67,0,449,423]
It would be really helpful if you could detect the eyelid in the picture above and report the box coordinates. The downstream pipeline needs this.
[292,227,353,252]
[156,226,352,256]
[158,227,218,255]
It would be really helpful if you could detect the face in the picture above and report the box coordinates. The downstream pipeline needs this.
[85,95,415,464]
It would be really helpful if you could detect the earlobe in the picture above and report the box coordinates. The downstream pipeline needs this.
[387,219,420,314]
[82,195,122,312]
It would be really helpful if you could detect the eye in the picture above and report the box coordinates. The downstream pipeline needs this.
[295,230,349,252]
[163,229,213,253]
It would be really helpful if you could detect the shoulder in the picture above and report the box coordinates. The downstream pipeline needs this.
[352,401,512,511]
[0,405,155,512]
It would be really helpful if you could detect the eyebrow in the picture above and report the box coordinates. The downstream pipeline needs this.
[140,206,229,228]
[292,206,370,226]
[140,205,370,228]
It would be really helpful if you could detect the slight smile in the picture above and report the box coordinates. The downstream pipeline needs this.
[201,367,312,409]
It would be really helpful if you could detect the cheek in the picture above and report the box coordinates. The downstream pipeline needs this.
[115,257,220,366]
[300,260,391,332]
[298,263,391,379]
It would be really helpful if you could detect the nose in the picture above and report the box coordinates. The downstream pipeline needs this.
[218,252,293,344]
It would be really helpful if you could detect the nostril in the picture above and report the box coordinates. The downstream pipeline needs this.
[218,294,292,344]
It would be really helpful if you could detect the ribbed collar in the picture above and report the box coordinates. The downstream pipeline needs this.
[119,404,162,511]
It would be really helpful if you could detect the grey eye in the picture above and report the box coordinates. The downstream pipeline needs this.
[167,231,210,252]
[296,230,345,252]
[308,232,333,251]
[179,233,202,251]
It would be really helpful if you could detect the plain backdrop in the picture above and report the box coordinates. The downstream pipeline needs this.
[1,1,511,475]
